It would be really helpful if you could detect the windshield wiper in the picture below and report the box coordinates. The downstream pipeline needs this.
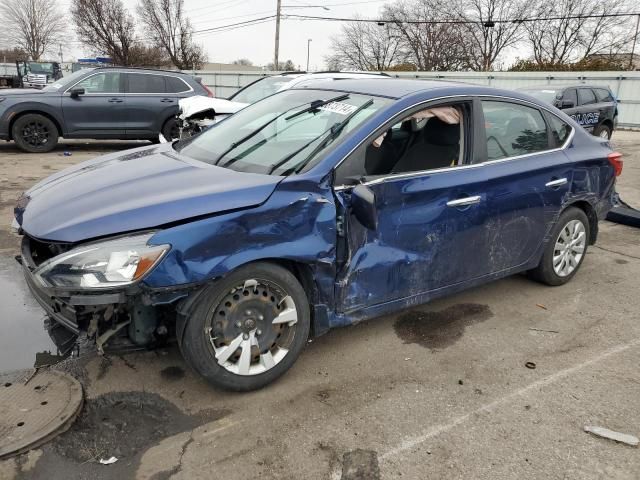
[270,98,374,176]
[215,94,351,168]
[284,94,350,121]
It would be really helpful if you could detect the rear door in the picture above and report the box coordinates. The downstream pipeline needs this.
[61,71,126,136]
[124,72,178,137]
[479,99,572,272]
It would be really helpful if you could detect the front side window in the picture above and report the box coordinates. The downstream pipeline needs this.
[127,73,165,93]
[562,89,578,107]
[176,89,390,176]
[482,101,548,160]
[74,72,122,93]
[578,88,597,106]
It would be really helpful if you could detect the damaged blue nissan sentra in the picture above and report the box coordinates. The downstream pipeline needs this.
[13,79,622,390]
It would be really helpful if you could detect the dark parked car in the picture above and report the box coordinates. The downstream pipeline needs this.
[519,85,618,139]
[0,67,211,153]
[14,79,621,390]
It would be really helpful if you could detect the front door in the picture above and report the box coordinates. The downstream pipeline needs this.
[333,100,493,313]
[61,71,126,136]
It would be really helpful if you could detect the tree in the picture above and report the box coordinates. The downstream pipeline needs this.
[266,59,296,71]
[232,58,254,66]
[455,0,530,71]
[71,0,138,65]
[523,0,636,67]
[0,47,28,63]
[0,0,66,60]
[137,0,206,70]
[382,0,475,71]
[325,19,405,70]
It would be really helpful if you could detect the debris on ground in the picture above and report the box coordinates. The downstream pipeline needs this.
[99,456,118,465]
[584,426,639,447]
[528,327,560,334]
[536,304,548,310]
[525,362,537,369]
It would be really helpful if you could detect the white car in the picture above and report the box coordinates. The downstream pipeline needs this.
[175,71,390,138]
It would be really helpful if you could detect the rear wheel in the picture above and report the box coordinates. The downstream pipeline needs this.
[12,114,59,153]
[593,124,612,140]
[161,117,179,141]
[178,262,310,391]
[529,207,590,286]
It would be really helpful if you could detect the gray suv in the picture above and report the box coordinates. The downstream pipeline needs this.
[0,67,211,152]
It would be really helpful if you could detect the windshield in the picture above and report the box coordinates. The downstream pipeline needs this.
[28,62,54,74]
[521,88,559,104]
[176,89,389,175]
[230,76,297,103]
[42,69,94,92]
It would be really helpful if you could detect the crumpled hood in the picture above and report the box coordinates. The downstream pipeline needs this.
[178,95,248,119]
[16,143,282,242]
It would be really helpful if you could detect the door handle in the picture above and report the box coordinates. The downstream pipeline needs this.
[160,98,174,103]
[446,195,481,208]
[545,178,568,188]
[108,98,123,103]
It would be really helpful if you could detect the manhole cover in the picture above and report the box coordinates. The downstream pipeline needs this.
[0,369,83,459]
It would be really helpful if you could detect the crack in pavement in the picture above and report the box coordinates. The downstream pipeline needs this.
[592,244,640,261]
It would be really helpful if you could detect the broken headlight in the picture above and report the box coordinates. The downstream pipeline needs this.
[33,233,170,289]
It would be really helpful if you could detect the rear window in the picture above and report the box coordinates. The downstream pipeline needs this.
[230,76,296,103]
[128,73,165,93]
[594,88,614,102]
[166,76,190,93]
[521,88,558,104]
[578,88,597,106]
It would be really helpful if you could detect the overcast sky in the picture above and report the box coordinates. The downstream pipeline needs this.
[59,0,389,69]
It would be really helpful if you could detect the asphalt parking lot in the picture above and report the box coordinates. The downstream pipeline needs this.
[0,134,639,479]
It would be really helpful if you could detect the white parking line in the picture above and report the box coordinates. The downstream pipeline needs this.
[380,338,640,462]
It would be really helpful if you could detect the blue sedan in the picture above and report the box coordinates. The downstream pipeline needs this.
[14,79,622,390]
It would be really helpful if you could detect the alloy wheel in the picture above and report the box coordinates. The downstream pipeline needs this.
[206,278,298,376]
[599,129,610,139]
[553,219,586,277]
[21,121,50,148]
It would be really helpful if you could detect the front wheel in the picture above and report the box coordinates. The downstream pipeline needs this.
[12,113,59,153]
[529,207,590,286]
[178,262,311,391]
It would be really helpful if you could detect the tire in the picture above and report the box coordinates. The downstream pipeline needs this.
[593,124,612,140]
[178,262,311,391]
[529,207,590,286]
[12,113,59,153]
[161,117,179,141]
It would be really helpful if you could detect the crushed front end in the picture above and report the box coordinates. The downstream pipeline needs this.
[19,233,187,353]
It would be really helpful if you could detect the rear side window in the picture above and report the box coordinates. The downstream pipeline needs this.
[166,76,190,93]
[482,101,548,160]
[578,88,597,106]
[127,73,165,93]
[594,88,614,102]
[562,88,577,106]
[546,114,572,147]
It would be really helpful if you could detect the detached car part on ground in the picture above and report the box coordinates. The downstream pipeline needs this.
[174,71,390,139]
[14,80,621,391]
[519,85,618,139]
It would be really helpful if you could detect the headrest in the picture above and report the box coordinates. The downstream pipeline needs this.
[423,117,460,146]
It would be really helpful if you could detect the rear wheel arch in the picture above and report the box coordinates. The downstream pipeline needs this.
[563,200,598,244]
[9,110,62,140]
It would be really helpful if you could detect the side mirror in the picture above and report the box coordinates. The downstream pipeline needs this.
[351,184,377,230]
[560,100,574,109]
[69,88,85,98]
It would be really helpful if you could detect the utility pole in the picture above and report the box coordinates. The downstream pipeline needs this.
[274,0,282,71]
[306,38,312,71]
[59,44,63,64]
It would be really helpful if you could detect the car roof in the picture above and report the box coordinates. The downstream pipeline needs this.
[90,66,190,76]
[520,85,611,91]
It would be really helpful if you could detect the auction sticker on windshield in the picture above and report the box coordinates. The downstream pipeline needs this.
[320,102,358,115]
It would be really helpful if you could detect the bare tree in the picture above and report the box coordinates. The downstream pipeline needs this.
[383,0,475,71]
[232,58,254,66]
[524,0,636,66]
[455,0,530,71]
[325,19,405,70]
[71,0,138,65]
[0,0,66,60]
[137,0,206,70]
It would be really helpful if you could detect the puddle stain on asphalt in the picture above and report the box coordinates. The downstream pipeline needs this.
[394,303,493,350]
[19,391,230,480]
[615,259,629,265]
[160,366,185,381]
[340,449,380,480]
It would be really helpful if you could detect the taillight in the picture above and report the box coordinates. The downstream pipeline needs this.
[608,151,623,177]
[202,84,215,98]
